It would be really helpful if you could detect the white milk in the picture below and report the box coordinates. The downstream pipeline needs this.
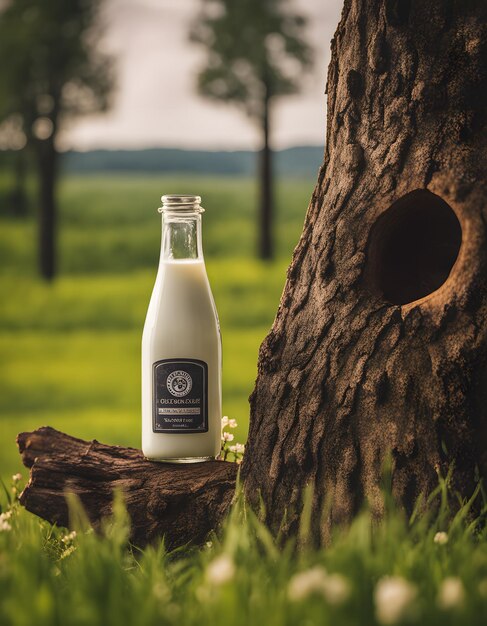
[142,196,221,461]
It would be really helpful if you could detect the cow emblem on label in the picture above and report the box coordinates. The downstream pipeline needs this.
[166,370,193,397]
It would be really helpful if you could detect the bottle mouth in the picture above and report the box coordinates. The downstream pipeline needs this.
[158,195,203,212]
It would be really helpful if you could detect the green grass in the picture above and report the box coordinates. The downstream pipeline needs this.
[0,175,308,274]
[0,476,486,626]
[0,174,311,479]
[1,172,486,625]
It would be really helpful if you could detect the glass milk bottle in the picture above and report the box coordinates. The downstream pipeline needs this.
[142,195,222,462]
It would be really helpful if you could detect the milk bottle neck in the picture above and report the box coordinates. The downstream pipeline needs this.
[158,195,204,262]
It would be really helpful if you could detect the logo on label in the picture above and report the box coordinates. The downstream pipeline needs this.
[166,370,192,397]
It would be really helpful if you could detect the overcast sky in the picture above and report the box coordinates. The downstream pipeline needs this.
[61,0,344,152]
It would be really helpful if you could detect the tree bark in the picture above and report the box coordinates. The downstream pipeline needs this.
[17,427,237,549]
[242,0,487,542]
[259,87,273,260]
[36,135,57,280]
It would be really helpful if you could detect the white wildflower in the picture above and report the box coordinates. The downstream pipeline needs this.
[0,511,13,532]
[221,416,229,427]
[288,566,328,601]
[434,531,448,545]
[12,473,22,483]
[206,554,235,585]
[0,520,12,532]
[321,573,351,606]
[221,431,234,442]
[374,576,417,625]
[228,419,238,429]
[152,581,169,602]
[59,545,76,560]
[229,443,245,454]
[437,577,465,610]
[61,530,77,543]
[479,578,487,598]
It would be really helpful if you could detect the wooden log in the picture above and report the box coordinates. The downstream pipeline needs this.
[17,427,237,549]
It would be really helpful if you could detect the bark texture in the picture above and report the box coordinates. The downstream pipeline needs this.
[17,427,237,549]
[242,0,487,542]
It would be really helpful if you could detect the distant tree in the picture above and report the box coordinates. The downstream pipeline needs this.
[0,114,28,217]
[191,0,313,260]
[0,0,113,279]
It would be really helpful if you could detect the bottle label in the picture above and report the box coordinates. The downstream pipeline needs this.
[153,359,208,433]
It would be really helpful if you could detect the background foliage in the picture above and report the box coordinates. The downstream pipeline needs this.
[0,172,312,479]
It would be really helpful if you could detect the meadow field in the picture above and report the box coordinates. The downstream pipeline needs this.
[1,173,486,626]
[0,174,311,478]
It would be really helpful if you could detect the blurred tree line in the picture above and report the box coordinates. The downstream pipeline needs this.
[0,0,313,279]
[0,0,113,280]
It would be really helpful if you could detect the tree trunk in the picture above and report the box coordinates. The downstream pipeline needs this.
[36,135,57,280]
[259,88,273,260]
[242,0,487,542]
[10,148,28,217]
[17,427,237,549]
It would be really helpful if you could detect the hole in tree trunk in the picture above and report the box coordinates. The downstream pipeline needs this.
[365,189,462,305]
